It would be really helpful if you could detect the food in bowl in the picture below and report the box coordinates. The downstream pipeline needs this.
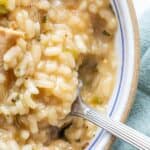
[0,0,117,149]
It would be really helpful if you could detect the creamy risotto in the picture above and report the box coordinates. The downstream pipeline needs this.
[0,0,117,149]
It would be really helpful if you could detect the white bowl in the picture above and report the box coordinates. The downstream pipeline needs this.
[87,0,140,149]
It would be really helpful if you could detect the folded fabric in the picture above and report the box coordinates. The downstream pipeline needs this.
[112,10,150,150]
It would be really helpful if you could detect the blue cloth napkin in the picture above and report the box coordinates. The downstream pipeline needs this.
[112,10,150,150]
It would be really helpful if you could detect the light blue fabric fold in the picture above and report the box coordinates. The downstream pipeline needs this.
[112,10,150,150]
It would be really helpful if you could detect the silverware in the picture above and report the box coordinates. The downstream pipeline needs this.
[70,83,150,150]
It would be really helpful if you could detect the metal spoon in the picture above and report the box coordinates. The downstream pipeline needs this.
[70,82,150,150]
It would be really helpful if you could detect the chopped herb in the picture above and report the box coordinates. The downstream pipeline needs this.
[0,5,8,14]
[76,139,81,142]
[83,79,91,86]
[102,30,111,36]
[64,48,79,60]
[91,96,103,105]
[11,99,16,103]
[42,15,47,23]
[0,0,8,15]
[0,0,7,6]
[36,35,41,41]
[70,49,79,60]
[92,96,99,103]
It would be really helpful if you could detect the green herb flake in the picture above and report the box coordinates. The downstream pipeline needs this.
[64,48,79,60]
[42,15,48,23]
[102,30,111,36]
[36,35,41,41]
[76,139,81,142]
[91,96,103,105]
[0,5,8,14]
[0,0,7,6]
[0,0,8,15]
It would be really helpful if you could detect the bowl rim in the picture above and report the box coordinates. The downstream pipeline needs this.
[104,0,140,149]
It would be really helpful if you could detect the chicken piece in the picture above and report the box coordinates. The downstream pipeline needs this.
[0,27,24,101]
[0,27,24,36]
[0,27,24,50]
[0,27,24,62]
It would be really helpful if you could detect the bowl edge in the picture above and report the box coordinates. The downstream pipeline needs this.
[104,0,140,149]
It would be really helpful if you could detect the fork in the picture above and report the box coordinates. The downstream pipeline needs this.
[70,87,150,150]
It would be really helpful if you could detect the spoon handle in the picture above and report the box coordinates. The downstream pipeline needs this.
[71,99,150,150]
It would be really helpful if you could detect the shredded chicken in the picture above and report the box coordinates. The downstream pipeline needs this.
[0,27,24,100]
[0,27,24,65]
[0,27,24,51]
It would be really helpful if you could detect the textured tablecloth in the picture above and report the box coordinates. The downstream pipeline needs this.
[112,10,150,150]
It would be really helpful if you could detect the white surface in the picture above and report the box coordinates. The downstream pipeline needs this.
[133,0,150,19]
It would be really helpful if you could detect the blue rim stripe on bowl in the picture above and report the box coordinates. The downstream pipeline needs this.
[89,0,125,149]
